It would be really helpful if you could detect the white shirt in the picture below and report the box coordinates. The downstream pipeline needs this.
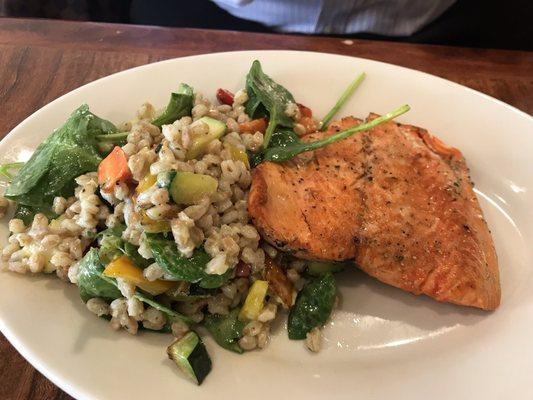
[212,0,456,36]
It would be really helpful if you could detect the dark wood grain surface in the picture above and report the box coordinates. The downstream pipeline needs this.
[0,17,531,400]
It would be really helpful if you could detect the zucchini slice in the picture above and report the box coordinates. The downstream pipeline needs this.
[307,261,345,276]
[187,116,226,160]
[169,172,218,205]
[167,331,212,385]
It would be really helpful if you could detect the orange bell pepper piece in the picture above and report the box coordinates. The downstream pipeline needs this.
[98,146,131,192]
[297,103,313,118]
[239,118,267,134]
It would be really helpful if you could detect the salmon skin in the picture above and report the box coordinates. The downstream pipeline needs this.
[248,115,500,310]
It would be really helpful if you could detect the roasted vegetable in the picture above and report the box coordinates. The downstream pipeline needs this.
[167,331,212,385]
[98,146,131,192]
[152,83,194,127]
[203,308,245,353]
[234,261,252,278]
[103,256,175,296]
[216,88,234,105]
[239,280,268,321]
[238,117,267,134]
[169,172,218,205]
[264,257,293,308]
[288,273,336,340]
[245,60,296,147]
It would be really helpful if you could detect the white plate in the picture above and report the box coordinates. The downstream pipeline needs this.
[0,51,532,400]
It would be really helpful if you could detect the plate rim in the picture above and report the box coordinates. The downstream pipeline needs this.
[2,50,531,151]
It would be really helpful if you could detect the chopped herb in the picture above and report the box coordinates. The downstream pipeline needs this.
[321,72,366,130]
[0,162,24,182]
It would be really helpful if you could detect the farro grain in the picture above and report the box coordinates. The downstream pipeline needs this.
[305,327,322,352]
[87,298,110,317]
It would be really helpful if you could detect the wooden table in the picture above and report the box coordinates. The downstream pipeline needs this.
[0,17,531,400]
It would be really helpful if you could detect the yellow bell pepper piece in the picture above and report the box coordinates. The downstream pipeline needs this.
[103,256,174,295]
[239,280,269,321]
[140,211,171,233]
[136,174,157,193]
[229,145,250,169]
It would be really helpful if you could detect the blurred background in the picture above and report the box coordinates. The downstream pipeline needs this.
[0,0,531,51]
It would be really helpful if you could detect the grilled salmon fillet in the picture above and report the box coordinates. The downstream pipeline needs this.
[248,115,500,310]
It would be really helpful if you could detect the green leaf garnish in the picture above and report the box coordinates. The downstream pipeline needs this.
[264,104,410,163]
[321,72,365,131]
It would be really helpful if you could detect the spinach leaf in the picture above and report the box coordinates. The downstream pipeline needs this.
[152,83,194,127]
[96,131,129,147]
[96,224,125,240]
[247,150,263,169]
[87,111,117,136]
[98,230,125,265]
[269,128,299,148]
[123,242,152,269]
[5,105,116,208]
[100,275,193,324]
[145,233,231,289]
[245,92,267,119]
[97,225,151,268]
[264,105,410,163]
[78,248,122,303]
[78,245,190,323]
[166,285,215,302]
[203,309,244,354]
[199,269,232,289]
[134,291,192,324]
[14,204,56,226]
[245,60,295,147]
[246,129,299,168]
[288,273,336,340]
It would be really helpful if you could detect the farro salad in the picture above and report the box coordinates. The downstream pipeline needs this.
[0,61,408,385]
